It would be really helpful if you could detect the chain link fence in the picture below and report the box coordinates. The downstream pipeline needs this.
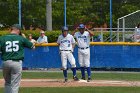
[92,28,136,42]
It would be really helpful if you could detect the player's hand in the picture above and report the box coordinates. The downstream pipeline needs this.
[74,27,79,32]
[71,49,74,53]
[33,46,35,49]
[85,27,89,31]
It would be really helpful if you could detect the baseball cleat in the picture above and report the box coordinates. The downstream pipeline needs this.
[87,78,92,82]
[64,78,68,83]
[73,76,79,81]
[81,77,86,80]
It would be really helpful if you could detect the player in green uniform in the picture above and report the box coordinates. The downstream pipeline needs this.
[0,24,34,93]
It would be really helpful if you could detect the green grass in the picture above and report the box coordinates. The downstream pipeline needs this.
[0,71,140,81]
[0,71,140,93]
[0,87,140,93]
[22,71,140,81]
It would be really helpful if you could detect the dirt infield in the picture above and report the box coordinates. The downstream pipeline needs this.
[0,79,140,87]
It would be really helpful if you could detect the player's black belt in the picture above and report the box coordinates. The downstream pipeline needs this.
[60,50,71,51]
[78,47,89,50]
[4,59,22,62]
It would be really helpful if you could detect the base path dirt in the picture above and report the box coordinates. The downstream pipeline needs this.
[0,79,140,87]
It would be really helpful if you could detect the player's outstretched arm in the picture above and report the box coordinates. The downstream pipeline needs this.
[86,28,94,37]
[72,27,78,36]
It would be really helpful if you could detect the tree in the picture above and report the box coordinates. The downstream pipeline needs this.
[0,0,140,29]
[0,0,18,27]
[22,0,46,29]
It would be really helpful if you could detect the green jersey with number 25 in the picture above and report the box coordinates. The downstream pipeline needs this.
[0,34,33,61]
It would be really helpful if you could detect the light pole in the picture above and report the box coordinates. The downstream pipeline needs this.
[46,0,52,31]
[110,0,112,42]
[18,0,21,26]
[64,0,66,27]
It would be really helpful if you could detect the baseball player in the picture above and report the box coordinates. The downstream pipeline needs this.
[0,24,34,93]
[57,26,79,82]
[72,24,94,82]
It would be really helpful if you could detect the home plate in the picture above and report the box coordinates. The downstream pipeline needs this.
[78,79,87,83]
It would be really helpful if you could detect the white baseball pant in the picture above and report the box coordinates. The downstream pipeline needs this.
[60,51,76,70]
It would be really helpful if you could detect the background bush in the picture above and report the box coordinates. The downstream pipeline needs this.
[0,30,129,42]
[0,30,63,43]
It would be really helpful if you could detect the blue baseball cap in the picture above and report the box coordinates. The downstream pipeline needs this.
[79,24,85,29]
[62,26,68,31]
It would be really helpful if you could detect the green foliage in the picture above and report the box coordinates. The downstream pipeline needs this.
[0,0,140,29]
[0,31,10,36]
[0,30,127,42]
[22,0,46,27]
[21,30,62,43]
[21,30,41,40]
[45,31,61,43]
[0,30,62,43]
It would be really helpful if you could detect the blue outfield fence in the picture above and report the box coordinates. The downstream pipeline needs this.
[0,45,140,68]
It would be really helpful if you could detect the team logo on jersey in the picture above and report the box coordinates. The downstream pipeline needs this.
[61,40,70,43]
[78,36,86,38]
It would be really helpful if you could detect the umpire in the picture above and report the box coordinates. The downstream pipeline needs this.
[0,24,34,93]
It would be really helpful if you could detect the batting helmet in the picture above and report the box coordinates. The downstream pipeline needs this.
[79,24,85,29]
[62,26,68,32]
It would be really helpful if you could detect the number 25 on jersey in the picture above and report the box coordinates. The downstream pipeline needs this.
[6,41,19,52]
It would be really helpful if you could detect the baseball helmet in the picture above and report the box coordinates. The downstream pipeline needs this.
[62,26,68,32]
[79,24,85,29]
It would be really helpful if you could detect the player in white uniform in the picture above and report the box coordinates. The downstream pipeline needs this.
[72,24,94,82]
[57,26,79,82]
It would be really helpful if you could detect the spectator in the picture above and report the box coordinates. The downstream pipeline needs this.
[37,30,49,52]
[37,30,48,44]
[93,35,101,42]
[134,23,140,42]
[30,25,34,31]
[28,34,36,44]
[36,30,49,70]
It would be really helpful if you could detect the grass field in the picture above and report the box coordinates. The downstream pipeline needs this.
[0,71,139,81]
[1,87,140,93]
[0,71,140,80]
[0,71,140,93]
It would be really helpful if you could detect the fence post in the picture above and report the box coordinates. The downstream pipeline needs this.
[101,28,103,42]
[117,19,120,42]
[123,18,125,42]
